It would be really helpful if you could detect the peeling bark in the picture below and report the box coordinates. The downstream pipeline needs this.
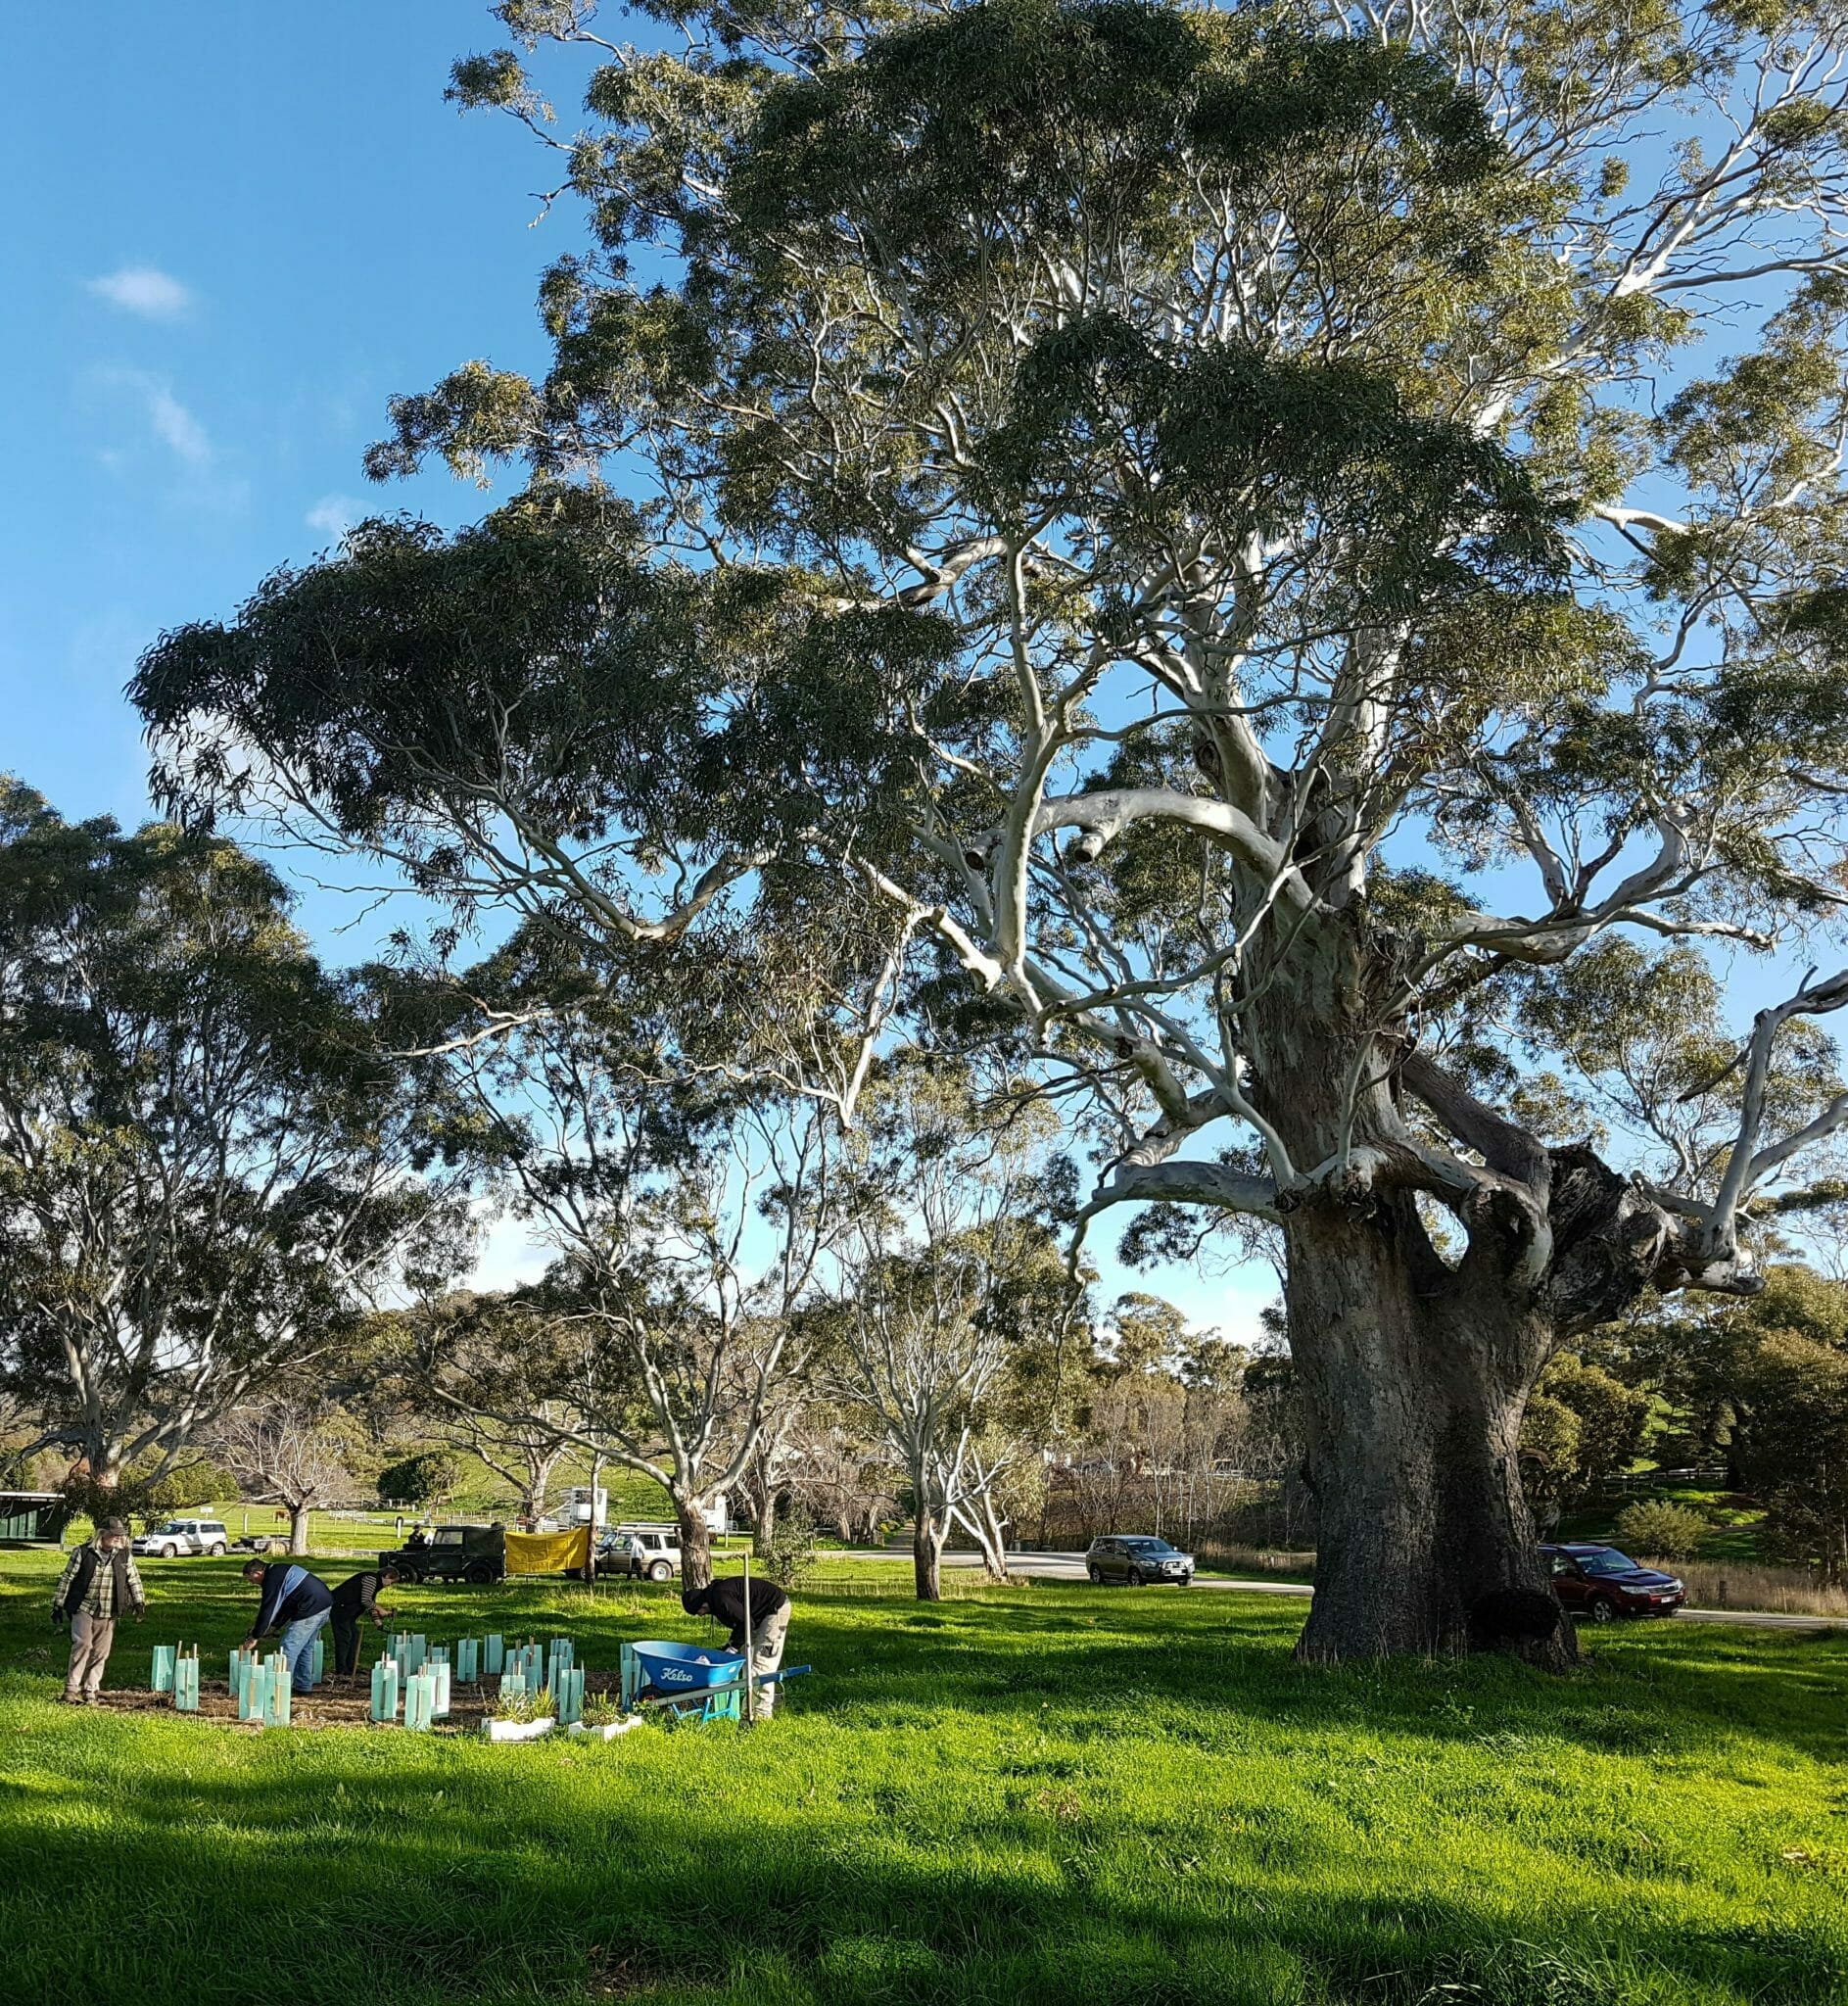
[913,1509,947,1600]
[673,1500,713,1591]
[1247,911,1579,1663]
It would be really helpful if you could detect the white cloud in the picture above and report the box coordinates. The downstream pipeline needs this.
[468,1212,554,1294]
[144,382,212,465]
[86,367,239,509]
[91,367,213,466]
[85,264,194,320]
[306,494,362,541]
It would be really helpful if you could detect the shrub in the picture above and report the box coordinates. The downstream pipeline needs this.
[377,1452,460,1508]
[495,1685,550,1723]
[761,1500,819,1592]
[1613,1499,1709,1559]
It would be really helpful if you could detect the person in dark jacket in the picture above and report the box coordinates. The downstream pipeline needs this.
[52,1519,147,1705]
[682,1573,791,1717]
[328,1564,401,1678]
[241,1558,335,1695]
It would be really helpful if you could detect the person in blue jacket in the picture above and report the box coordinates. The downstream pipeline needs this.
[240,1556,335,1696]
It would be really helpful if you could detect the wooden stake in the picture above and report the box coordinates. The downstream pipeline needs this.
[741,1552,756,1728]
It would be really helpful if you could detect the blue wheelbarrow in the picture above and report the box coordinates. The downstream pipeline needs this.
[621,1639,812,1723]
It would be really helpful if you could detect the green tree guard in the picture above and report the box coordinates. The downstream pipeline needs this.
[370,1657,400,1723]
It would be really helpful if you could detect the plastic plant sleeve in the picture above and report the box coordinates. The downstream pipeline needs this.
[371,1658,400,1723]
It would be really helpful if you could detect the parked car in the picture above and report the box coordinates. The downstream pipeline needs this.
[596,1525,682,1583]
[378,1522,506,1585]
[1541,1543,1685,1622]
[1085,1535,1196,1586]
[132,1517,230,1558]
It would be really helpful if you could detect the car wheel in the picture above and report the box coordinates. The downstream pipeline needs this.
[1588,1596,1619,1624]
[649,1560,673,1583]
[161,1543,178,1558]
[1087,1564,1102,1584]
[465,1562,493,1584]
[397,1564,423,1585]
[209,1543,226,1556]
[1127,1566,1144,1587]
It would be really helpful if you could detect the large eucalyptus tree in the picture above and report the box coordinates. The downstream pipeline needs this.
[0,782,461,1490]
[137,0,1848,1658]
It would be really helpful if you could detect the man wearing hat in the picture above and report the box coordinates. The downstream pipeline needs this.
[51,1518,147,1705]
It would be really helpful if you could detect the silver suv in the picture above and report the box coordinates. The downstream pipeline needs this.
[596,1525,681,1582]
[132,1517,230,1557]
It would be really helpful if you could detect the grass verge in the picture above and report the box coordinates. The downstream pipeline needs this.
[3,1547,1846,2005]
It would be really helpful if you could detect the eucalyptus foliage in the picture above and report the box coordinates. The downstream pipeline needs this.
[0,782,464,1487]
[133,0,1848,1656]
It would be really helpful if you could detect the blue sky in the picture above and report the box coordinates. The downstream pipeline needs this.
[1,6,557,832]
[0,3,1278,1338]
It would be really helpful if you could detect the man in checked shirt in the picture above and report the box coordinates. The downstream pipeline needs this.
[51,1518,147,1705]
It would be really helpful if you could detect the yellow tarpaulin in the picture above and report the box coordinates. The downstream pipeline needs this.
[504,1527,592,1574]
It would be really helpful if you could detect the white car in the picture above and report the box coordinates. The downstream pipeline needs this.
[132,1517,230,1557]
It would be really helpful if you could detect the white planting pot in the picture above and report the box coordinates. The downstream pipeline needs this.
[566,1717,644,1741]
[481,1716,555,1743]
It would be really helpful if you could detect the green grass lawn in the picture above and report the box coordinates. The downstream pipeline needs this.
[3,1550,1846,2006]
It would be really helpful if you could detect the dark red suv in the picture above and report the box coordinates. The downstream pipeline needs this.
[1541,1543,1685,1623]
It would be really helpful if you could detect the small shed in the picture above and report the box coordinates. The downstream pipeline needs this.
[0,1491,71,1547]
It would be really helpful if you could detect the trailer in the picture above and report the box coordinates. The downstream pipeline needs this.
[0,1491,72,1549]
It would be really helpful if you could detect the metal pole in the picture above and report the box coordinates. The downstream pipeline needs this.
[740,1549,756,1728]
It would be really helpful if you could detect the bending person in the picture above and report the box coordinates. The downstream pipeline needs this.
[329,1563,402,1679]
[241,1556,334,1696]
[681,1572,791,1717]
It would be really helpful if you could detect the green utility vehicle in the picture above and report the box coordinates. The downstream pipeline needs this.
[378,1521,506,1585]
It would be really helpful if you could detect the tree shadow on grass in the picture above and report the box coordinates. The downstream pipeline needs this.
[6,1562,1845,2005]
[3,1752,1840,2006]
[796,1588,1848,1766]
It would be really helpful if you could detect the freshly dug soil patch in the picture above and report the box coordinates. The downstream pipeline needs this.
[94,1667,621,1734]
